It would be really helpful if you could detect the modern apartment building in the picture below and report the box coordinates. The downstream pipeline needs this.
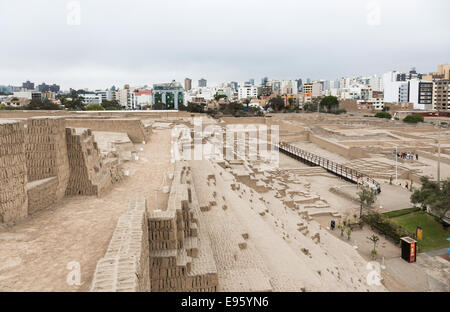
[115,85,137,109]
[198,79,207,88]
[408,80,433,110]
[432,80,450,111]
[135,90,153,108]
[302,83,313,95]
[80,94,102,105]
[22,80,35,90]
[184,78,192,91]
[37,82,60,93]
[423,64,450,81]
[13,91,42,100]
[312,82,322,97]
[153,81,184,110]
[238,85,259,100]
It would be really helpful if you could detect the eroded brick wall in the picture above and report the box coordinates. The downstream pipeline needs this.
[65,128,112,196]
[90,198,150,292]
[0,120,28,223]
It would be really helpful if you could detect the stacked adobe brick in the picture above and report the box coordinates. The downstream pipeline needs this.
[90,198,150,292]
[148,162,218,292]
[0,120,28,223]
[25,117,70,202]
[65,128,112,196]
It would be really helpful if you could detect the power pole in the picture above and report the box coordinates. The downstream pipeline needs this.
[395,145,398,184]
[437,118,441,186]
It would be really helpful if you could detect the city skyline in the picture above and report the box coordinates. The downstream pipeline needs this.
[1,0,449,90]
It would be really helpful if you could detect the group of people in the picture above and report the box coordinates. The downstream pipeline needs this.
[395,151,418,161]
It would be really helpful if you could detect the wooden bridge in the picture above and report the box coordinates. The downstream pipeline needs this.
[277,142,379,188]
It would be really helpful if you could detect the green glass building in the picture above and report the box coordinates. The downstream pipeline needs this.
[152,81,184,110]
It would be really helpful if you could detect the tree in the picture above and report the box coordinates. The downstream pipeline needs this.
[85,104,105,111]
[26,99,62,110]
[338,223,345,236]
[101,100,121,110]
[357,185,377,218]
[403,113,424,123]
[319,96,339,113]
[346,227,352,240]
[214,93,227,101]
[152,102,165,110]
[268,96,284,112]
[411,176,450,220]
[367,234,380,259]
[375,111,392,119]
[303,102,318,112]
[288,97,294,108]
[63,91,85,110]
[179,102,204,113]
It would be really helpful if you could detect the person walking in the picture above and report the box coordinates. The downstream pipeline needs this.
[405,181,409,189]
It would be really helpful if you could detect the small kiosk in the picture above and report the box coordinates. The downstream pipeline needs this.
[400,237,417,263]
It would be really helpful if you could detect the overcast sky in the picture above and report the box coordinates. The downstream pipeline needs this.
[1,0,449,90]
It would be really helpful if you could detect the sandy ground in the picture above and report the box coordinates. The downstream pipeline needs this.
[190,159,386,292]
[0,129,173,292]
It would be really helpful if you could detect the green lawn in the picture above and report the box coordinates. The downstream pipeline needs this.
[391,211,450,253]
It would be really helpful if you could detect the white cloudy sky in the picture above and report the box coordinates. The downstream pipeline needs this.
[1,0,449,90]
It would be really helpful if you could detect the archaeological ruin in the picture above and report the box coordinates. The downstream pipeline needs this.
[0,110,449,292]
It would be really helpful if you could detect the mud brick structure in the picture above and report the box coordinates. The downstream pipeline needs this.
[148,162,218,292]
[65,128,112,196]
[65,118,150,143]
[0,120,28,223]
[90,198,150,292]
[25,117,70,201]
[26,177,58,214]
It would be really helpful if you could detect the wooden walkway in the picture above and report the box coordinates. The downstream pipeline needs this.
[278,142,379,188]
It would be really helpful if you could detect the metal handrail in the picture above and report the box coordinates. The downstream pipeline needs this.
[277,142,379,187]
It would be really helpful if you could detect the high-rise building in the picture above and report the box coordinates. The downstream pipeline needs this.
[261,77,268,86]
[409,80,433,110]
[437,64,450,80]
[423,64,450,81]
[184,78,192,91]
[22,80,34,90]
[296,79,303,92]
[312,82,323,97]
[198,79,207,87]
[246,79,255,85]
[153,81,184,110]
[432,80,450,111]
[37,82,60,93]
[238,85,259,100]
[302,83,313,95]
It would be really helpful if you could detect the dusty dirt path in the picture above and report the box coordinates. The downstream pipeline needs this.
[0,128,172,292]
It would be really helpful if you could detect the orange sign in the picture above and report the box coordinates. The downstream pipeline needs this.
[410,243,415,262]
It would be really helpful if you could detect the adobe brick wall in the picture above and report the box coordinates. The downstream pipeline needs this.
[148,162,218,292]
[25,117,70,201]
[0,120,28,223]
[65,128,112,196]
[309,132,369,160]
[65,119,149,143]
[90,198,150,292]
[27,177,58,215]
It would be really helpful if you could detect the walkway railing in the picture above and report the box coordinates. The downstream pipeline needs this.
[277,142,379,188]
